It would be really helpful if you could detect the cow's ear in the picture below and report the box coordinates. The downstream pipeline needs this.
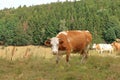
[44,39,51,46]
[59,39,63,44]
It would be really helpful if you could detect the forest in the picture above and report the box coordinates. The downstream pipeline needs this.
[0,0,120,46]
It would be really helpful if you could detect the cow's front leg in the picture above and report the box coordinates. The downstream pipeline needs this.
[100,50,103,54]
[66,50,71,63]
[56,53,60,64]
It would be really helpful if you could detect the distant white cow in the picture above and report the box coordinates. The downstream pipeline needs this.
[92,43,113,54]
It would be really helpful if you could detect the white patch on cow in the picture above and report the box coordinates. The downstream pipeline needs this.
[67,38,70,42]
[61,31,68,35]
[57,31,68,37]
[77,30,89,33]
[77,30,82,32]
[85,30,89,32]
[50,37,59,54]
[67,37,73,52]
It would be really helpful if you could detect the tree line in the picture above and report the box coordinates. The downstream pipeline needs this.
[0,0,120,46]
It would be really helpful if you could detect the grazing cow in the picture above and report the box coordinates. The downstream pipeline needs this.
[112,41,120,51]
[92,43,113,54]
[44,30,92,63]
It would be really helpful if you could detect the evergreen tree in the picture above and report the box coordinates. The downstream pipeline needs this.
[104,28,116,43]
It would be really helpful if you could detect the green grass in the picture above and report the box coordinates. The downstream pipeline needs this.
[0,55,120,80]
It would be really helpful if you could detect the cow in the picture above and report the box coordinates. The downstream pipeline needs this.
[44,30,92,63]
[92,43,113,54]
[111,41,120,51]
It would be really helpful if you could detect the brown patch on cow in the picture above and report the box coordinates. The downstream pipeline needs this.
[112,41,120,51]
[96,44,101,50]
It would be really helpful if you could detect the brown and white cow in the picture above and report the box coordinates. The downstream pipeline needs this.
[44,30,92,63]
[92,43,113,54]
[112,41,120,51]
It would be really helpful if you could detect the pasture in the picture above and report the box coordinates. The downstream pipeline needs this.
[0,46,120,80]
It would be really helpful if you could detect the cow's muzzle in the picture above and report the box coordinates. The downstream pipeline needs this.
[52,51,58,55]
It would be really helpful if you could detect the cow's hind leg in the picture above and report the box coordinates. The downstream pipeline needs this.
[80,44,90,63]
[81,50,88,63]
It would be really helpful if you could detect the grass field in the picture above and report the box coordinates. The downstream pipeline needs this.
[0,46,120,80]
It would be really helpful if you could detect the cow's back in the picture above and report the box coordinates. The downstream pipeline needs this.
[100,44,113,50]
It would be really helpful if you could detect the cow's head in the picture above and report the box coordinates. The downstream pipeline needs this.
[44,37,63,54]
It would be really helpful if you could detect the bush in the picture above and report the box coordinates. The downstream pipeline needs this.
[114,27,120,38]
[103,28,116,43]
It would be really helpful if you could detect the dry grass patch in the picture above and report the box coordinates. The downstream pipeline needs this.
[0,45,53,60]
[0,46,119,61]
[0,45,120,60]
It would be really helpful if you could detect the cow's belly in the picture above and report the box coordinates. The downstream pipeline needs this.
[58,50,66,55]
[103,49,111,51]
